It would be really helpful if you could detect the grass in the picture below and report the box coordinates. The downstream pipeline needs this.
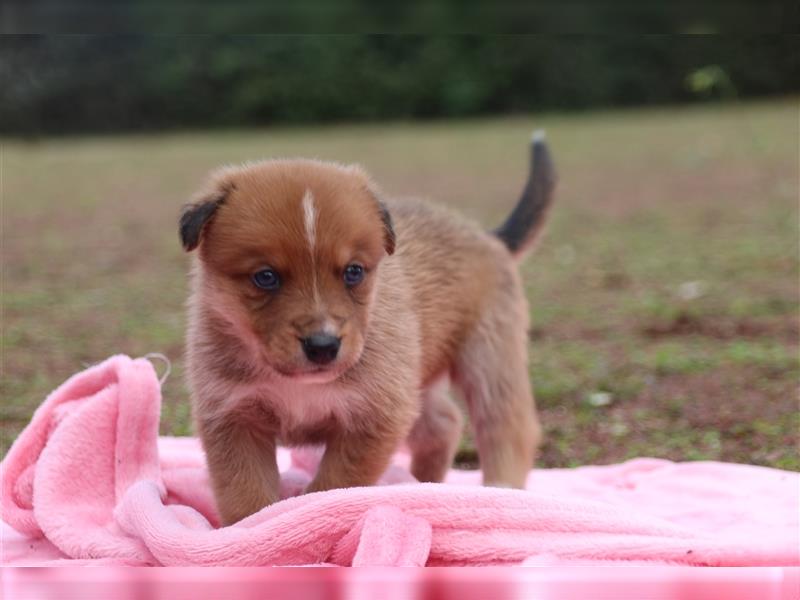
[2,98,798,470]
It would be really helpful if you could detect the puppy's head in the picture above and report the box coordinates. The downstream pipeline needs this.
[181,159,395,383]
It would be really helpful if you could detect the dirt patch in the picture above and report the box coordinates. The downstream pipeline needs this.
[641,311,800,341]
[533,364,799,470]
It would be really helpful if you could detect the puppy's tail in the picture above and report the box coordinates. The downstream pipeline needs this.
[493,130,557,259]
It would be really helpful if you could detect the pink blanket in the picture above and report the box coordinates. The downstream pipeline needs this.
[2,355,798,567]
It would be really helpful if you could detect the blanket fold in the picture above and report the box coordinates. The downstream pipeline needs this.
[2,355,798,566]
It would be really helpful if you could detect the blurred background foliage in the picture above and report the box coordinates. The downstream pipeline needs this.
[2,35,798,136]
[2,1,794,35]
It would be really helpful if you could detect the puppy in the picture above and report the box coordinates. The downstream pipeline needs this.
[180,133,556,525]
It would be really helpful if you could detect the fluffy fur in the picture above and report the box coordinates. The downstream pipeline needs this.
[181,138,556,525]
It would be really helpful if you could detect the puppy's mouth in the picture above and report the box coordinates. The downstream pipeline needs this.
[274,364,343,384]
[262,341,363,385]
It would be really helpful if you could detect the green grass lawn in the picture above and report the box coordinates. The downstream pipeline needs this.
[3,98,798,470]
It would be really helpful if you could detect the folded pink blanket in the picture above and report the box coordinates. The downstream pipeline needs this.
[2,355,798,566]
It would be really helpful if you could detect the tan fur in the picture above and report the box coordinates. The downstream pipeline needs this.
[183,159,543,525]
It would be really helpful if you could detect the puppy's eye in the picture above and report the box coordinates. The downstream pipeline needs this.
[252,268,281,291]
[343,264,365,287]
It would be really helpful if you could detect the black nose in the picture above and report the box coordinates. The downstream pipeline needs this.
[301,334,341,365]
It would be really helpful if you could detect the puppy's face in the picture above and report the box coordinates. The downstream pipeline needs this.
[181,160,395,383]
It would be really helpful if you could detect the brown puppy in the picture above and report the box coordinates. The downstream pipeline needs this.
[180,133,556,525]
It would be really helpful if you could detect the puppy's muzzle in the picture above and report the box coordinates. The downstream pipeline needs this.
[301,333,341,365]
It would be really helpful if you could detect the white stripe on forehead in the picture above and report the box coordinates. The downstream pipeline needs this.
[302,189,321,306]
[302,189,317,251]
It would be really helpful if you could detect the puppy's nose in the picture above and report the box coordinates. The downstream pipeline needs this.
[301,333,341,365]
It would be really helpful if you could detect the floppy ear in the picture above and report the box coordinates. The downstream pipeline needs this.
[179,188,228,252]
[377,201,396,256]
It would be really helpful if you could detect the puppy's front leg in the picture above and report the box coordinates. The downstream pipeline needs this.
[306,429,401,494]
[199,415,280,526]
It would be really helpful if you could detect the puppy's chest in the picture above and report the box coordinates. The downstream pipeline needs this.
[239,380,363,442]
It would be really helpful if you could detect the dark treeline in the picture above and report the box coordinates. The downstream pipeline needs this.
[2,36,798,136]
[3,1,794,35]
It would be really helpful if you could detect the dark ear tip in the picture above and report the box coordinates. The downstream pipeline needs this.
[179,195,224,252]
[378,202,396,255]
[179,209,200,251]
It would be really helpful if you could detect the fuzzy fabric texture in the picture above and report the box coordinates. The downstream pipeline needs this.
[1,355,798,566]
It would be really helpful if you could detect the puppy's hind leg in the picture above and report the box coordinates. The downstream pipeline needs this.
[452,291,541,489]
[407,378,464,483]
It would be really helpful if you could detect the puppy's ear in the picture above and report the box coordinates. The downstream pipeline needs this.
[179,183,232,251]
[377,201,396,256]
[180,192,224,251]
[347,163,396,256]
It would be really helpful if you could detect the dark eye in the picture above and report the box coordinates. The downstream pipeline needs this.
[252,268,281,291]
[343,264,365,286]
